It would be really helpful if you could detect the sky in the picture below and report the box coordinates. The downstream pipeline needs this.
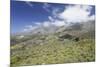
[11,0,95,34]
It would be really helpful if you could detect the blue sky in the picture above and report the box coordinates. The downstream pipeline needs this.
[11,0,95,33]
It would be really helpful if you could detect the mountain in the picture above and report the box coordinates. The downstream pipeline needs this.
[11,21,95,66]
[11,20,95,45]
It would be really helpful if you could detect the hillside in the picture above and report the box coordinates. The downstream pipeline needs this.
[11,21,95,67]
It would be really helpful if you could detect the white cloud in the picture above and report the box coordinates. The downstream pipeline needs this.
[14,0,34,7]
[23,5,95,32]
[23,28,28,32]
[43,3,51,12]
[52,20,66,26]
[82,5,92,11]
[25,1,33,7]
[48,16,54,22]
[34,22,41,26]
[23,25,37,31]
[43,21,51,27]
[52,8,61,18]
[42,20,66,27]
[58,5,95,22]
[25,25,33,28]
[89,15,95,20]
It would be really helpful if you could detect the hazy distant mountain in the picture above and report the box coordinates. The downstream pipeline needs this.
[11,20,95,46]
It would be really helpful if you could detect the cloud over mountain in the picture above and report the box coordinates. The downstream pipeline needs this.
[23,4,95,32]
[58,5,95,22]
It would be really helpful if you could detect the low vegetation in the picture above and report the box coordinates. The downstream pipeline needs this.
[11,34,95,67]
[11,21,95,67]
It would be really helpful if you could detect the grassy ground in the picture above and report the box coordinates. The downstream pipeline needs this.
[11,38,95,67]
